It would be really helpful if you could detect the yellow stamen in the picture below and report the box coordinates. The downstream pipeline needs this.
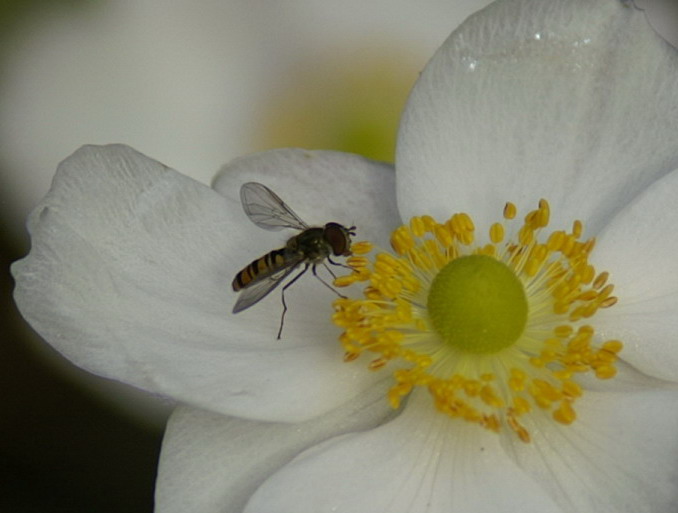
[350,241,374,255]
[503,202,517,220]
[489,222,505,244]
[333,200,623,443]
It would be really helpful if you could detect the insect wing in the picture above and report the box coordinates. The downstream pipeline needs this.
[240,182,309,231]
[232,260,301,313]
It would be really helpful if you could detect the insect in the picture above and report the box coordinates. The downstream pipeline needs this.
[232,182,356,339]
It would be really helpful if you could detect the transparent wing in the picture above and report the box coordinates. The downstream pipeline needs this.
[232,260,302,313]
[240,182,309,231]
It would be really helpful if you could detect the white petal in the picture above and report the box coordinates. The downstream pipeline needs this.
[506,386,678,513]
[244,392,560,513]
[212,148,399,249]
[155,380,394,513]
[397,0,678,234]
[12,145,397,421]
[591,168,678,381]
[631,0,678,50]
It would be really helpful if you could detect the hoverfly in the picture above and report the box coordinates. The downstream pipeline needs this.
[232,182,356,339]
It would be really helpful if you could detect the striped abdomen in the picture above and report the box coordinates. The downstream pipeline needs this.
[232,248,288,291]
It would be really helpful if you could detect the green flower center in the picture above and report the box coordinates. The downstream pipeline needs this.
[427,255,528,354]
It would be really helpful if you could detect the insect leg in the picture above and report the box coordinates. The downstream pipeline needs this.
[278,264,310,339]
[322,261,339,280]
[313,264,347,299]
[327,255,353,271]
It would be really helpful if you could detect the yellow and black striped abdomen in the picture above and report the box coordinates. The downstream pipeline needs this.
[232,248,288,291]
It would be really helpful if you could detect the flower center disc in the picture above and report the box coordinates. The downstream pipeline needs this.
[333,200,624,442]
[427,255,528,354]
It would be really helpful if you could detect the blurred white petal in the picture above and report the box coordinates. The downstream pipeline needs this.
[244,392,560,513]
[593,168,678,382]
[243,380,678,513]
[156,379,394,513]
[506,384,678,513]
[629,0,678,50]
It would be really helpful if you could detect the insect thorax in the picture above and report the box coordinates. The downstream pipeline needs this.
[287,227,331,262]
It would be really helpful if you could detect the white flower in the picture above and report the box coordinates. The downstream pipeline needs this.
[11,0,678,512]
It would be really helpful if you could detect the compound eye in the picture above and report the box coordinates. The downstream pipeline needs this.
[324,223,351,256]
